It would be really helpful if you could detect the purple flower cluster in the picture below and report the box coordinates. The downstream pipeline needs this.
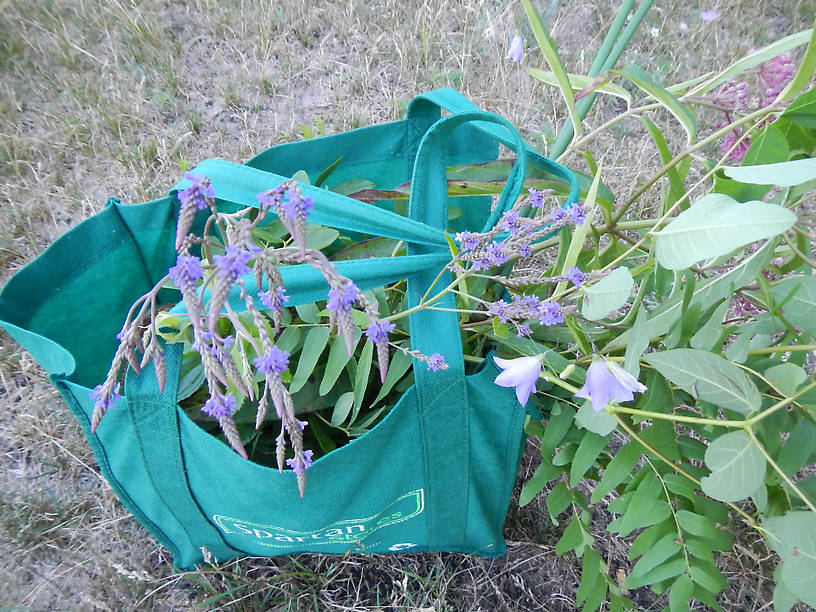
[327,280,358,311]
[528,188,546,208]
[500,210,523,234]
[454,231,481,252]
[566,267,586,287]
[759,52,794,104]
[718,124,751,162]
[491,293,565,328]
[179,173,215,210]
[214,245,254,282]
[259,286,289,311]
[168,254,204,290]
[286,449,314,475]
[427,353,447,372]
[713,80,748,110]
[254,346,290,375]
[202,391,239,418]
[472,241,509,271]
[364,319,395,344]
[282,189,315,220]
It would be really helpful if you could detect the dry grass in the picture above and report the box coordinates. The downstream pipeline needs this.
[1,0,814,609]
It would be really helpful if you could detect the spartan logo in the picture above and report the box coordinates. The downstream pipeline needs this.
[213,489,425,549]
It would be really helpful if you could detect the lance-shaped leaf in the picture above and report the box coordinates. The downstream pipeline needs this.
[769,276,816,340]
[700,430,766,502]
[525,67,632,105]
[653,194,796,270]
[723,158,816,187]
[642,349,761,415]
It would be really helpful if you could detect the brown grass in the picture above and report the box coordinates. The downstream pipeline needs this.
[1,0,814,609]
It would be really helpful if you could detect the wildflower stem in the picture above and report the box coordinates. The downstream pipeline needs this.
[607,406,746,428]
[746,344,816,355]
[782,232,816,268]
[747,379,816,426]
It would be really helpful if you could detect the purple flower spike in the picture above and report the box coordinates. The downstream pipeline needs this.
[254,345,290,375]
[538,301,564,326]
[550,206,567,223]
[567,202,586,225]
[179,173,215,210]
[201,392,239,418]
[89,384,121,415]
[282,189,315,220]
[454,231,481,252]
[168,254,204,290]
[506,35,523,63]
[259,286,289,311]
[327,280,358,312]
[286,449,314,475]
[214,245,253,282]
[566,267,586,287]
[528,188,546,208]
[493,355,542,406]
[364,319,396,344]
[427,353,447,372]
[574,358,647,413]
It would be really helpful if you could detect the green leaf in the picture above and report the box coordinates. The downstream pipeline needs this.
[643,349,760,415]
[319,331,360,396]
[289,327,330,393]
[576,548,605,608]
[676,510,720,539]
[631,532,682,578]
[780,85,816,129]
[699,430,766,502]
[641,116,685,207]
[592,442,640,503]
[688,561,728,594]
[295,302,321,324]
[540,402,576,455]
[764,362,807,396]
[557,164,602,295]
[669,575,694,612]
[351,341,373,422]
[625,557,686,590]
[330,392,354,427]
[274,325,303,354]
[629,522,674,561]
[687,28,814,96]
[555,517,584,555]
[580,266,634,321]
[546,481,573,523]
[776,418,816,477]
[623,307,650,378]
[778,17,816,103]
[690,300,729,351]
[652,194,797,270]
[177,356,206,402]
[305,225,340,250]
[525,67,632,104]
[769,276,816,340]
[575,401,617,436]
[520,459,562,507]
[372,349,413,404]
[741,123,790,166]
[723,158,816,186]
[330,237,403,261]
[570,432,609,488]
[522,0,581,139]
[773,576,799,612]
[613,67,697,144]
[764,512,816,607]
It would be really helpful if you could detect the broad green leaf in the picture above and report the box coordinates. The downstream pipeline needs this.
[611,241,775,347]
[331,178,375,196]
[305,225,340,250]
[613,67,697,144]
[540,402,576,455]
[295,302,321,324]
[625,557,685,590]
[689,560,728,594]
[778,16,816,102]
[580,266,634,321]
[569,431,609,488]
[773,576,799,612]
[653,194,796,270]
[330,392,354,427]
[676,510,720,539]
[690,300,730,351]
[686,29,813,97]
[769,276,816,340]
[177,356,206,401]
[319,330,360,396]
[776,418,816,478]
[741,123,790,166]
[642,349,761,415]
[555,517,584,555]
[546,481,572,523]
[700,431,766,502]
[780,85,816,129]
[723,158,816,187]
[351,341,373,422]
[274,325,303,354]
[575,400,617,436]
[764,362,807,396]
[591,441,641,503]
[525,67,632,104]
[630,522,674,561]
[764,512,816,607]
[522,0,581,139]
[289,327,330,393]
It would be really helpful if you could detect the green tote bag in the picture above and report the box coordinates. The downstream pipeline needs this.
[0,89,578,569]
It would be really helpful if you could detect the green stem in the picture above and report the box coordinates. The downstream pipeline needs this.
[748,379,816,426]
[744,428,816,514]
[747,344,816,356]
[608,406,745,428]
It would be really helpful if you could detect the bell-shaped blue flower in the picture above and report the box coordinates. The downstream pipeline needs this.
[575,358,647,412]
[493,354,543,406]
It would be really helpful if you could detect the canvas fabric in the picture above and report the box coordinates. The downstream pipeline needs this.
[0,89,578,569]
